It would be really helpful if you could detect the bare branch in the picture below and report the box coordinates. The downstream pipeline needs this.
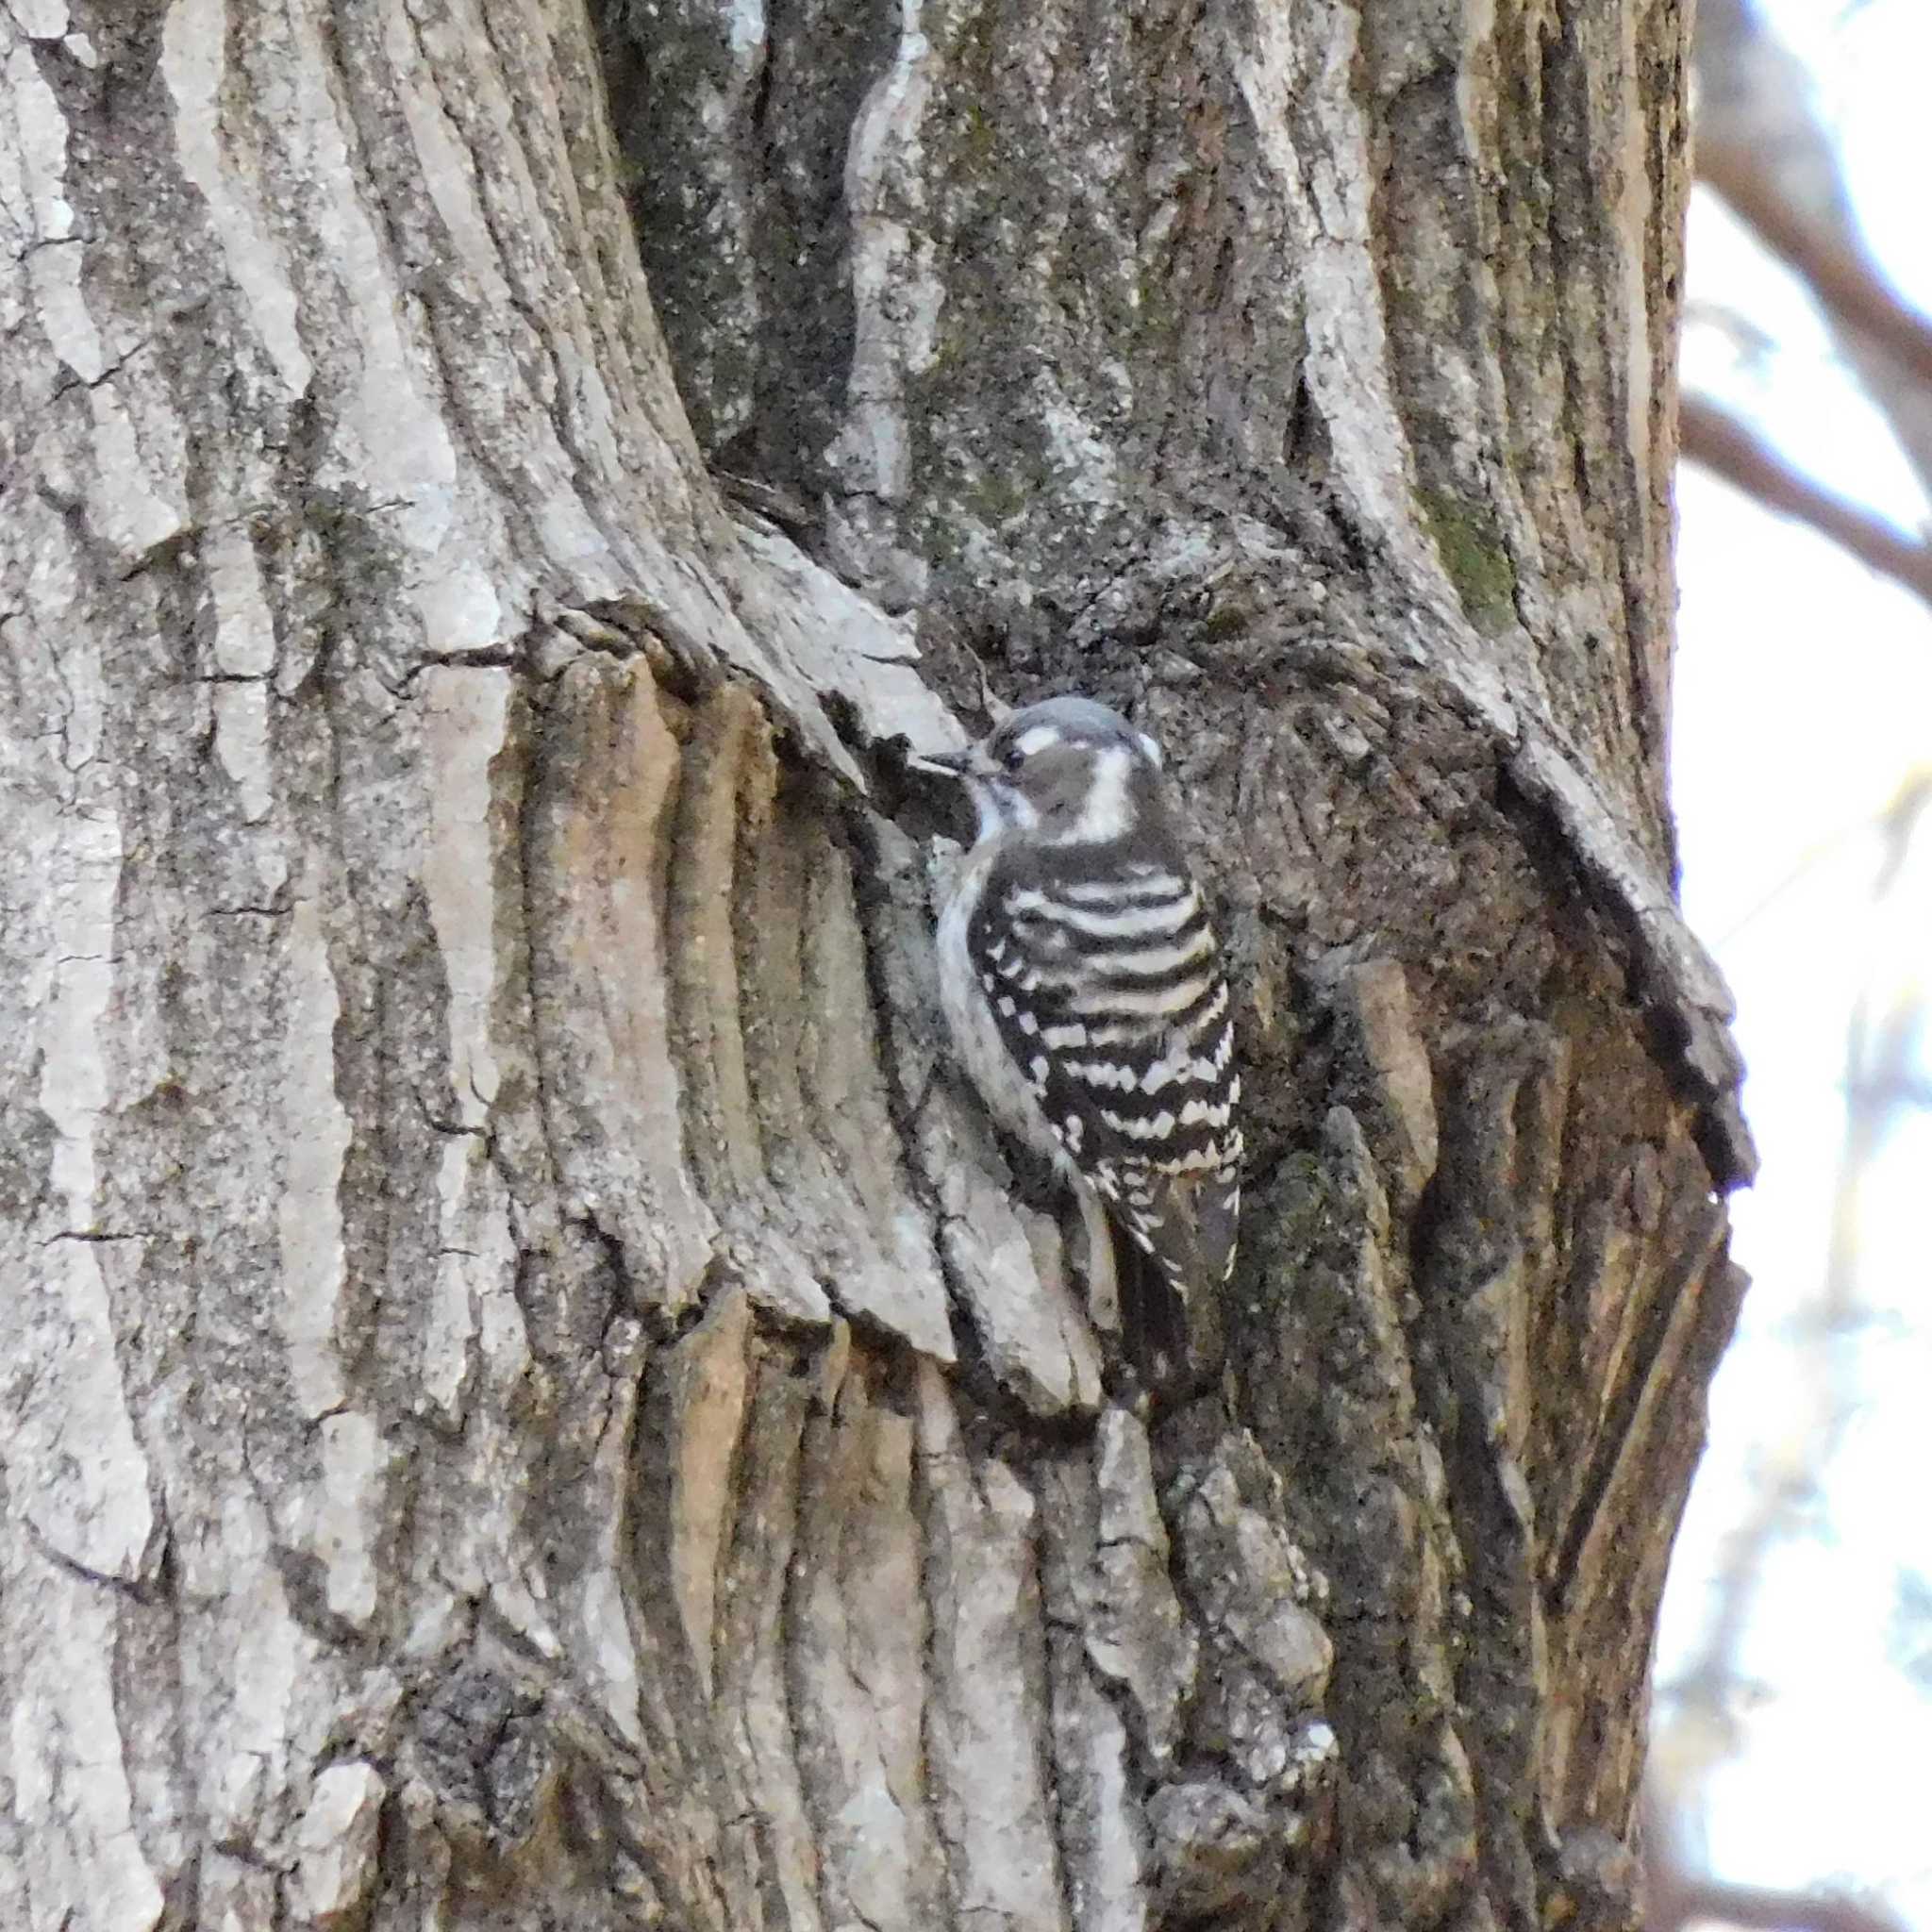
[1679,396,1932,610]
[1646,1792,1910,1932]
[1653,1870,1908,1932]
[1698,142,1932,392]
[1693,0,1932,504]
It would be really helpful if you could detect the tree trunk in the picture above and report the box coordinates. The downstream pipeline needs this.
[0,3,1747,1930]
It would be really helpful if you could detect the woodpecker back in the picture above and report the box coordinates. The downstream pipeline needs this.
[927,697,1243,1381]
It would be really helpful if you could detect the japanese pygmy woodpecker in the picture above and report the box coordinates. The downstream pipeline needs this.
[924,696,1242,1388]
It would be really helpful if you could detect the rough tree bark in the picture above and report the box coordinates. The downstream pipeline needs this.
[0,3,1748,1930]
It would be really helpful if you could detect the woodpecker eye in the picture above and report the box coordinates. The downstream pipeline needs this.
[1002,742,1026,771]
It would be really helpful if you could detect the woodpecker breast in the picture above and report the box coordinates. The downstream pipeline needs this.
[927,697,1243,1323]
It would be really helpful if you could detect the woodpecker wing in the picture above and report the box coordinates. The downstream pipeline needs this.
[965,843,1244,1310]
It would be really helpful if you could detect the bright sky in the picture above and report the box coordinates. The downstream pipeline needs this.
[1660,1,1932,1921]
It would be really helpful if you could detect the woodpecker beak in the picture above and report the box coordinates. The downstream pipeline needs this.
[912,743,988,778]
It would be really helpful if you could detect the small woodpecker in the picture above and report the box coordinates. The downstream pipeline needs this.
[924,696,1242,1389]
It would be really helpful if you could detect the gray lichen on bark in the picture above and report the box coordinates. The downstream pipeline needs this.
[0,1,1741,1929]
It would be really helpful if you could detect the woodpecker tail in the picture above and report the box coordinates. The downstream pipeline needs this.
[1115,1234,1192,1391]
[1108,1170,1239,1395]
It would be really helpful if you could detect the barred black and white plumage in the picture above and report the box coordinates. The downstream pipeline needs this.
[923,696,1243,1389]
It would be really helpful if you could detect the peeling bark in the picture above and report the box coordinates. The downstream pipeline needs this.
[1,3,1741,1930]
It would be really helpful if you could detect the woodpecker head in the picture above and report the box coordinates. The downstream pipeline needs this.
[924,695,1166,846]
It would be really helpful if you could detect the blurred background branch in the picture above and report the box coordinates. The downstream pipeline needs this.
[1692,0,1932,499]
[1649,1788,1911,1932]
[1695,133,1932,393]
[1679,398,1932,609]
[1656,2,1932,1926]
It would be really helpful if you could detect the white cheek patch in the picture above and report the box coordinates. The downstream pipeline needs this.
[1059,745,1134,845]
[998,788,1040,831]
[1011,724,1063,758]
